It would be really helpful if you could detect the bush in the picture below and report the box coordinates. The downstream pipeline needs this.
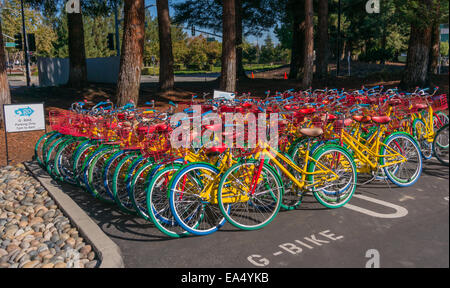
[203,64,212,71]
[142,67,154,75]
[441,42,449,57]
[174,64,183,71]
[185,64,203,71]
[359,48,395,63]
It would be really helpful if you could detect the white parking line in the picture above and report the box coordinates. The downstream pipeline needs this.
[344,194,408,219]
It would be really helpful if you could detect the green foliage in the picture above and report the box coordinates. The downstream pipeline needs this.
[359,48,395,63]
[1,0,56,57]
[182,35,221,70]
[257,35,290,64]
[51,12,69,58]
[242,41,259,64]
[441,42,449,57]
[142,13,190,67]
[173,0,282,37]
[84,15,117,58]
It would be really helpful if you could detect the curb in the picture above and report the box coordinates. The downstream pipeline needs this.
[24,161,125,268]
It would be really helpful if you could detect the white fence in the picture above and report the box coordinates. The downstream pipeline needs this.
[37,56,120,87]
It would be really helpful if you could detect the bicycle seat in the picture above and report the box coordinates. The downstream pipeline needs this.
[413,103,428,110]
[388,99,402,106]
[369,97,378,104]
[121,121,133,127]
[371,116,391,124]
[284,105,300,111]
[266,107,280,113]
[206,144,227,155]
[352,115,371,123]
[220,106,235,113]
[298,127,323,137]
[146,123,169,133]
[326,114,337,121]
[299,108,316,115]
[335,118,353,127]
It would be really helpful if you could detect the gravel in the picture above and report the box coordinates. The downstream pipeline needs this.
[0,164,98,268]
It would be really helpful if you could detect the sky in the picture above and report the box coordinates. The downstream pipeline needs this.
[144,0,278,45]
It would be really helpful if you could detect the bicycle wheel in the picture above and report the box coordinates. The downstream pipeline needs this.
[42,133,66,171]
[72,141,99,187]
[80,145,111,192]
[147,162,189,238]
[87,146,120,203]
[53,137,82,184]
[127,158,155,220]
[169,162,226,236]
[217,159,283,231]
[380,132,422,187]
[103,150,135,201]
[433,112,449,131]
[284,138,313,210]
[274,153,303,210]
[412,119,432,160]
[112,153,142,214]
[433,124,449,166]
[308,145,357,208]
[35,131,58,167]
[45,136,71,178]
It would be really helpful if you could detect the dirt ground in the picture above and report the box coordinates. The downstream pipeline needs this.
[1,63,448,166]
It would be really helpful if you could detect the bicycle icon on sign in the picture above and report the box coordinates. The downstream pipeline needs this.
[14,107,34,117]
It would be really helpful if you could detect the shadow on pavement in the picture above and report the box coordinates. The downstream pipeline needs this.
[30,163,176,242]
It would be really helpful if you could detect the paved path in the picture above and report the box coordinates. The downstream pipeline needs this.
[47,159,448,268]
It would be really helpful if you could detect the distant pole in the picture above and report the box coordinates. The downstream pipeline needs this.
[20,0,31,87]
[347,51,351,76]
[114,3,120,56]
[336,0,341,76]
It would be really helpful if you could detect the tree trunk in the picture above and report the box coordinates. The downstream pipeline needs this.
[289,15,300,79]
[301,0,314,87]
[0,17,11,121]
[401,3,433,89]
[236,0,247,80]
[116,0,145,106]
[289,0,305,80]
[428,1,440,75]
[157,0,175,91]
[67,11,87,88]
[381,29,387,65]
[316,0,329,80]
[220,0,237,92]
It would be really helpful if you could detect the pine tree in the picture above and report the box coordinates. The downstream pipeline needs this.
[220,0,237,92]
[157,0,175,91]
[116,0,145,106]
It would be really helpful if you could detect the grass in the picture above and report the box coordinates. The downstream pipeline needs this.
[141,64,285,76]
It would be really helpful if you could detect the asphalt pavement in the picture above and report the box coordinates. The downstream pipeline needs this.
[42,158,449,268]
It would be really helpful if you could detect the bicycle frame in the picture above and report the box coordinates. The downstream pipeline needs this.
[410,105,435,141]
[340,126,407,173]
[258,142,340,190]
